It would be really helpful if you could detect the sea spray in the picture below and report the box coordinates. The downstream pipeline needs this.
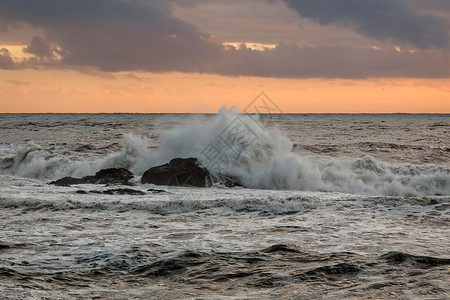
[128,109,450,196]
[8,142,96,179]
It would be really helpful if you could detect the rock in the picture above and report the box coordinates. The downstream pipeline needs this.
[91,168,134,185]
[141,157,244,188]
[75,190,89,194]
[76,188,146,195]
[100,188,145,195]
[50,168,134,186]
[147,188,168,193]
[141,158,211,187]
[211,174,243,188]
[50,177,85,186]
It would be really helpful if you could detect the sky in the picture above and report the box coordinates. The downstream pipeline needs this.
[1,0,450,113]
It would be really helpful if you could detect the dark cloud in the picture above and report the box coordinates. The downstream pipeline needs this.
[406,0,450,13]
[0,0,223,71]
[216,44,450,78]
[0,48,15,70]
[282,0,450,49]
[0,0,449,78]
[24,36,56,59]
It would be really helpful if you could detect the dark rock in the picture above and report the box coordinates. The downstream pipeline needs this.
[75,190,89,194]
[141,157,244,188]
[92,168,134,185]
[51,177,85,186]
[147,188,168,193]
[76,188,146,195]
[102,188,146,195]
[211,174,243,188]
[141,158,211,187]
[50,168,134,186]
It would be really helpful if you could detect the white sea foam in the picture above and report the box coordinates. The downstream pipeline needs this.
[3,109,450,196]
[1,177,448,214]
[0,194,322,215]
[5,142,95,179]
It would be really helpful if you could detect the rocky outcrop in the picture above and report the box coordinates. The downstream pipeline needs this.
[142,158,210,187]
[141,157,243,187]
[50,159,244,189]
[50,168,134,186]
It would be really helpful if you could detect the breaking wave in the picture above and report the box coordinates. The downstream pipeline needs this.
[2,108,449,196]
[0,193,323,215]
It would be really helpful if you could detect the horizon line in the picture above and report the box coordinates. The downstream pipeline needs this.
[1,112,449,115]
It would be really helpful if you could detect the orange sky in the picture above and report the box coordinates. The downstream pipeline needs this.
[1,69,449,113]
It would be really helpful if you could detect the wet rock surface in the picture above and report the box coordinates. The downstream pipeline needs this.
[141,158,210,187]
[49,168,134,186]
[141,157,244,187]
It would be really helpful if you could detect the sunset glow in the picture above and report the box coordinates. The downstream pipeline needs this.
[1,69,448,113]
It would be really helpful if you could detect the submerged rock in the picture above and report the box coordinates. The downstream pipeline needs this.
[76,188,146,195]
[141,157,243,187]
[147,188,168,193]
[50,168,134,186]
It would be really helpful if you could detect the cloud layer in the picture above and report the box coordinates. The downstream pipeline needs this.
[0,0,223,71]
[0,0,449,78]
[283,0,450,49]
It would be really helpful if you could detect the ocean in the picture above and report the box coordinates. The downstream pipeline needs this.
[0,112,449,299]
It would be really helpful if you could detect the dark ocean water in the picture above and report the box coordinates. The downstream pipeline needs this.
[0,113,449,299]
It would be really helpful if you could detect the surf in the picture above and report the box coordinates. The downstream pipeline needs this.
[2,109,449,196]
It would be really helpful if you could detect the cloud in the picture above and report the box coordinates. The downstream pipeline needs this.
[24,36,57,59]
[126,73,145,82]
[0,0,449,78]
[406,0,450,13]
[0,0,223,71]
[6,79,30,86]
[282,0,450,49]
[217,43,450,78]
[0,48,15,70]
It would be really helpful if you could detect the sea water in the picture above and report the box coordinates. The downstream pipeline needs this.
[0,112,449,299]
